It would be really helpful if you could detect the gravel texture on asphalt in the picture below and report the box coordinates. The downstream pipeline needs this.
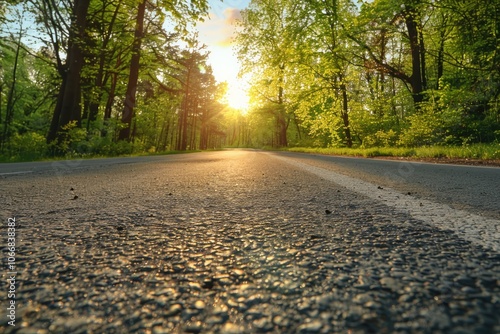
[1,150,499,333]
[271,153,500,252]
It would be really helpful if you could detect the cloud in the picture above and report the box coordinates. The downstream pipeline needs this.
[194,1,249,84]
[196,7,242,48]
[224,8,242,25]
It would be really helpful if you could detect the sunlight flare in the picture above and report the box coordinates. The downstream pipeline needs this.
[225,85,250,112]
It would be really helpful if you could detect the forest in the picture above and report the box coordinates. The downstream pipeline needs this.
[0,0,499,161]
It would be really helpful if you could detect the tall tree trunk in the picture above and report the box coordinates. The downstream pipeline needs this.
[57,0,91,131]
[277,113,288,147]
[404,9,424,105]
[199,109,209,150]
[104,55,121,120]
[380,30,386,94]
[419,25,427,91]
[436,33,445,90]
[119,0,146,141]
[177,58,192,151]
[47,75,67,143]
[82,95,91,129]
[339,75,352,148]
[87,68,103,123]
[199,124,207,150]
[162,119,171,151]
[276,81,288,147]
[1,18,22,151]
[190,112,197,150]
[170,118,176,150]
[46,0,90,147]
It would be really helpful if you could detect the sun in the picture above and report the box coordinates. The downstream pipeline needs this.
[225,85,250,112]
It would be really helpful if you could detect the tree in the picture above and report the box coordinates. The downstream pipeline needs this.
[289,0,358,147]
[198,71,226,150]
[236,0,301,147]
[1,7,24,151]
[82,0,125,126]
[348,0,428,107]
[118,0,146,141]
[118,0,210,141]
[174,48,213,151]
[44,0,91,144]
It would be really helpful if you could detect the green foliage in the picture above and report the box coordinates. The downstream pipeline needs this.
[398,110,442,147]
[4,132,47,161]
[363,129,399,148]
[49,121,88,155]
[288,143,500,160]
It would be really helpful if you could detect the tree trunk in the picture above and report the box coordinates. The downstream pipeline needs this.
[419,24,427,91]
[170,118,176,149]
[47,75,67,143]
[57,0,91,131]
[119,0,146,141]
[276,83,288,147]
[46,0,90,147]
[436,33,445,90]
[190,112,197,150]
[379,30,386,94]
[199,108,209,150]
[277,113,288,147]
[82,95,91,129]
[404,9,424,105]
[176,57,193,151]
[1,19,22,151]
[339,75,352,148]
[104,55,121,120]
[87,66,103,123]
[162,119,171,151]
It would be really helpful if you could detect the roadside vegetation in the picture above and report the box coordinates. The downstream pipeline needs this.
[288,144,500,161]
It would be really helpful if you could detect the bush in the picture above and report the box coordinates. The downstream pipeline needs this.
[8,132,48,161]
[363,129,399,147]
[47,121,89,156]
[398,109,442,146]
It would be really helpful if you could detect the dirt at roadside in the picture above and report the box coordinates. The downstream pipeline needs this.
[373,156,500,167]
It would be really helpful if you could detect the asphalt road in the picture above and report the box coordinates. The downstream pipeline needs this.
[1,150,499,333]
[275,152,500,219]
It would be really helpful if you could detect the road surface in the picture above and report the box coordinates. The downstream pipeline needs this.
[1,150,499,333]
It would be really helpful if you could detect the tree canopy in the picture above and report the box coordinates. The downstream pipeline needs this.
[237,0,500,148]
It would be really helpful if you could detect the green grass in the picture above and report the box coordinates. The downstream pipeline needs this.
[0,149,202,163]
[287,143,500,160]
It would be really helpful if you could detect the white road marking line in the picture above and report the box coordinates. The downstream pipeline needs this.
[272,154,500,252]
[0,171,33,176]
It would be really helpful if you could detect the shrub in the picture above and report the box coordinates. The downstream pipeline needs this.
[8,132,48,161]
[398,111,442,147]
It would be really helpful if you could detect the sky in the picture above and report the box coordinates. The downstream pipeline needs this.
[196,0,250,82]
[194,0,251,109]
